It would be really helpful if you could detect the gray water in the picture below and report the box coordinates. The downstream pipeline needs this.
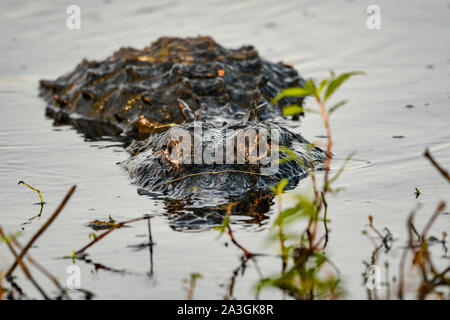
[0,0,449,299]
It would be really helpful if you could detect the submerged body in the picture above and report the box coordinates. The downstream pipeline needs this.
[39,36,303,139]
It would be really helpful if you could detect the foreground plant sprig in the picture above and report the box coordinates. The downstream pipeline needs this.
[256,71,364,299]
[274,71,364,244]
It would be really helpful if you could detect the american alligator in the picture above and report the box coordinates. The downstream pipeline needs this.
[39,36,325,227]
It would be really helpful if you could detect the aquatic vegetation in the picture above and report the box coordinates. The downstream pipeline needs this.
[363,150,450,300]
[5,186,76,279]
[18,181,45,204]
[73,216,150,256]
[253,71,364,299]
[424,149,450,183]
[0,185,150,299]
[0,186,76,299]
[209,71,363,299]
[215,203,256,258]
[184,272,203,300]
[414,187,422,198]
[399,201,449,299]
[86,215,122,230]
[17,181,46,228]
[0,271,3,299]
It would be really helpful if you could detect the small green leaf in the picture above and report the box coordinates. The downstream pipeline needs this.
[278,146,308,168]
[272,87,313,104]
[303,108,321,114]
[304,79,317,96]
[0,231,22,244]
[214,214,230,236]
[191,273,203,280]
[282,105,304,116]
[314,252,327,267]
[328,100,347,115]
[318,79,328,95]
[215,203,238,237]
[270,178,288,195]
[273,206,301,226]
[324,71,365,101]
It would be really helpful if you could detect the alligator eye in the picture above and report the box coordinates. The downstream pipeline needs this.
[82,92,93,100]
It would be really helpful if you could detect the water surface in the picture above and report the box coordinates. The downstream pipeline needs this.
[1,0,449,299]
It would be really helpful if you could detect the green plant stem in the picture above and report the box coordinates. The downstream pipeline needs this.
[18,181,45,204]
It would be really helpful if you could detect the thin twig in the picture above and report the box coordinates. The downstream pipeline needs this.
[21,203,45,228]
[398,206,419,300]
[147,216,154,276]
[10,237,69,299]
[0,226,49,300]
[424,149,450,182]
[186,273,202,300]
[75,216,148,255]
[227,225,253,258]
[368,215,391,250]
[277,189,287,274]
[321,192,329,248]
[422,202,446,239]
[6,185,76,278]
[0,270,3,300]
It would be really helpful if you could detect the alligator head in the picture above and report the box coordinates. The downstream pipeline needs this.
[122,100,326,207]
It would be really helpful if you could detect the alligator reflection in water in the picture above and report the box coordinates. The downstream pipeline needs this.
[160,192,275,230]
[39,36,325,227]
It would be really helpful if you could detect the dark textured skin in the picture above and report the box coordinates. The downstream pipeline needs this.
[38,36,323,227]
[39,36,304,140]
